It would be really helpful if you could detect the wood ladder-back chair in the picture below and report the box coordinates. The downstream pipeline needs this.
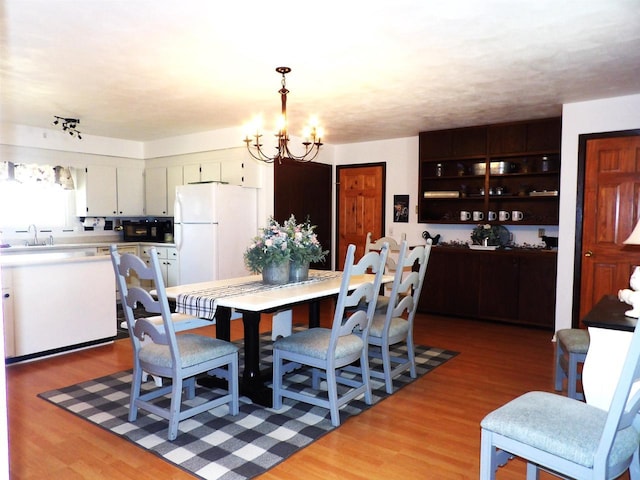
[364,232,407,311]
[367,238,432,394]
[272,243,389,426]
[110,245,239,441]
[480,322,640,479]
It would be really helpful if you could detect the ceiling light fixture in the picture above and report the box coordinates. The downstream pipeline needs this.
[52,116,82,139]
[243,67,323,163]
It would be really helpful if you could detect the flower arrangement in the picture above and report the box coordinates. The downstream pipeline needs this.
[471,224,502,246]
[244,217,291,273]
[283,215,328,265]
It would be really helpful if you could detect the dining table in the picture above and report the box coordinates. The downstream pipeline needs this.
[163,269,392,407]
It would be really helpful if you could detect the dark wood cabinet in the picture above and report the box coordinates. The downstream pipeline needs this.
[419,247,557,329]
[418,117,561,225]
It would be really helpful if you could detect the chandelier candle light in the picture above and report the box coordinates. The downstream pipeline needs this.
[244,67,323,163]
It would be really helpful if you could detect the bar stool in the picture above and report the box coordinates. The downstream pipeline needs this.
[554,328,590,401]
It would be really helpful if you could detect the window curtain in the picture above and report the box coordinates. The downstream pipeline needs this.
[0,162,74,189]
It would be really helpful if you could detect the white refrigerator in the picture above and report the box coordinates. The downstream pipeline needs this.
[174,182,258,284]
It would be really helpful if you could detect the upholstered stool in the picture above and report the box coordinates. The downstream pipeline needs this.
[554,328,590,401]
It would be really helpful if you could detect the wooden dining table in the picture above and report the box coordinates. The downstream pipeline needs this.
[163,270,392,407]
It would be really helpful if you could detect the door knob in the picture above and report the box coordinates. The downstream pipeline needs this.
[584,250,593,257]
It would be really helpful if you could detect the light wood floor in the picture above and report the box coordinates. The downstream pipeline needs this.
[6,307,628,480]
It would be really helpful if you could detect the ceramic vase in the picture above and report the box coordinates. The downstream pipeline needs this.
[289,260,310,283]
[262,260,290,285]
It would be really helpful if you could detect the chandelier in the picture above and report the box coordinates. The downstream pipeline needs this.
[244,67,323,163]
[52,116,82,139]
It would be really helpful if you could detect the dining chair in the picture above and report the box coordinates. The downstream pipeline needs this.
[554,328,589,401]
[366,238,432,394]
[480,321,640,479]
[110,245,239,441]
[364,232,407,310]
[272,242,389,426]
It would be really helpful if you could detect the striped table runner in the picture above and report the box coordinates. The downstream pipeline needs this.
[175,271,342,320]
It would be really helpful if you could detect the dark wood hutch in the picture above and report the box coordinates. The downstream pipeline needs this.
[417,117,561,329]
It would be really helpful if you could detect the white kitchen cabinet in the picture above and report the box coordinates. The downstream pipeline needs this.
[2,269,15,358]
[75,166,144,217]
[140,245,178,287]
[4,257,115,360]
[220,154,261,188]
[116,167,145,216]
[183,162,221,184]
[145,165,183,216]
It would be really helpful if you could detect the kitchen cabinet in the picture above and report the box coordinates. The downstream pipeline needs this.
[418,117,561,225]
[3,256,115,361]
[418,247,557,329]
[183,162,221,185]
[75,165,145,216]
[145,165,183,216]
[140,245,178,287]
[2,269,15,358]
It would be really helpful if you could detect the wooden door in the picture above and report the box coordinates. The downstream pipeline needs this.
[336,164,385,270]
[579,134,640,319]
[274,159,332,269]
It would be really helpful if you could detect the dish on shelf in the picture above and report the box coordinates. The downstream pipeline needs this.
[469,245,498,251]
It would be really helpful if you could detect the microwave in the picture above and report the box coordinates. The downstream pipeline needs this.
[122,220,172,242]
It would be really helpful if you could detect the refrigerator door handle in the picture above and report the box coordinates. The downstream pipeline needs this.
[175,191,183,251]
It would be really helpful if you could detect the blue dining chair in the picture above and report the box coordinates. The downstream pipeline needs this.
[366,239,432,394]
[272,243,389,426]
[111,245,239,441]
[480,320,640,479]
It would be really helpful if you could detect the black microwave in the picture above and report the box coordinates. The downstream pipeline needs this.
[122,220,172,242]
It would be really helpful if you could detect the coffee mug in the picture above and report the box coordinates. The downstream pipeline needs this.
[472,211,484,221]
[460,210,471,221]
[498,210,510,221]
[512,210,524,221]
[487,211,497,221]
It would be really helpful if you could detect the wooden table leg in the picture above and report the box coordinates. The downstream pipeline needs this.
[240,310,273,407]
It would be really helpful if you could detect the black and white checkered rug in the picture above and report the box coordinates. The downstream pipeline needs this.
[39,332,457,480]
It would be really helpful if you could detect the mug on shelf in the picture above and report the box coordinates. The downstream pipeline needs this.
[472,211,484,221]
[498,210,510,221]
[512,210,524,221]
[460,210,471,221]
[487,211,497,221]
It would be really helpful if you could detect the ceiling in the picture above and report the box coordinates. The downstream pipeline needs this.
[1,0,639,145]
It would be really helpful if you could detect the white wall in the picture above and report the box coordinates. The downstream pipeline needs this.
[555,94,640,331]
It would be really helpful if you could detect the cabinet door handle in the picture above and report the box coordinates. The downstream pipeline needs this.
[584,250,593,257]
[2,293,9,299]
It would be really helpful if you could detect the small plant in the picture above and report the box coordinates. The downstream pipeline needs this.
[283,215,328,265]
[471,224,502,246]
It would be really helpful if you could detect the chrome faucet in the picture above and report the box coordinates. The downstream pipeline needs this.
[27,224,38,246]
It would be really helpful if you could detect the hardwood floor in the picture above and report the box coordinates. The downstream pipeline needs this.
[6,308,627,479]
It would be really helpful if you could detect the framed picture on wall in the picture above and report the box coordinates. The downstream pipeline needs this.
[394,194,409,223]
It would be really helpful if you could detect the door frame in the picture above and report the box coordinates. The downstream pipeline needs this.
[572,128,640,326]
[335,162,386,268]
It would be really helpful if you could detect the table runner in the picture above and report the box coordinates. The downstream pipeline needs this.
[175,271,342,320]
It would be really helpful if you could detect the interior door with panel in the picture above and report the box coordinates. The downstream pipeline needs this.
[579,134,640,319]
[336,164,385,270]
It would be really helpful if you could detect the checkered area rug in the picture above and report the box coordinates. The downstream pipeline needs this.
[38,331,457,480]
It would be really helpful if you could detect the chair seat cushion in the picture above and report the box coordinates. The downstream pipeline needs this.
[139,334,238,369]
[273,327,363,360]
[557,329,590,354]
[481,391,639,468]
[369,314,409,339]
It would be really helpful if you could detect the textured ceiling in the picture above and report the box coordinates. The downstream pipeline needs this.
[1,0,639,145]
